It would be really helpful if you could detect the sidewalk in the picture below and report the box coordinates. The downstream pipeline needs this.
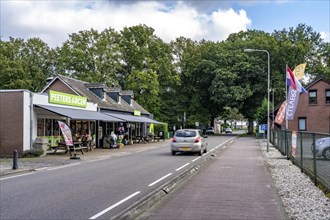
[0,140,169,177]
[147,137,289,220]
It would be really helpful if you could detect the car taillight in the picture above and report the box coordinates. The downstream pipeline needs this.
[195,137,201,143]
[172,137,176,142]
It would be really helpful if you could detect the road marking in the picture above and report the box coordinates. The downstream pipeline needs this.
[192,156,201,162]
[115,152,131,157]
[176,163,190,171]
[87,157,111,163]
[135,148,148,153]
[210,148,215,152]
[148,173,172,187]
[48,162,80,171]
[89,191,141,219]
[0,172,34,181]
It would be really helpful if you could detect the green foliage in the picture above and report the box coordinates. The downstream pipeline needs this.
[255,98,270,125]
[0,37,53,91]
[22,149,44,158]
[1,23,329,130]
[154,123,168,134]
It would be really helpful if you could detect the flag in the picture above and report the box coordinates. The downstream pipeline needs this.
[286,65,307,120]
[58,121,73,146]
[293,63,306,81]
[274,101,286,125]
[286,66,307,93]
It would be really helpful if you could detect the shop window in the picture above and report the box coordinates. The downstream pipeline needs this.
[309,90,317,105]
[298,117,307,131]
[326,89,330,104]
[37,118,44,136]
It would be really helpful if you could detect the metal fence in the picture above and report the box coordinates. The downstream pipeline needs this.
[270,130,330,191]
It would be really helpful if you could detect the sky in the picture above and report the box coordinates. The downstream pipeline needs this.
[1,0,329,48]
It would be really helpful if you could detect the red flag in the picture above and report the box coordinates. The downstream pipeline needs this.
[286,66,297,90]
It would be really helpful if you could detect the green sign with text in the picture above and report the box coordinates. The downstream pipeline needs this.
[134,110,141,116]
[49,90,87,108]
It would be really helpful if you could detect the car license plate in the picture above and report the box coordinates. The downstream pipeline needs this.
[180,147,191,151]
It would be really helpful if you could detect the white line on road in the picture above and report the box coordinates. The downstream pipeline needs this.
[176,163,190,171]
[192,156,201,162]
[148,173,172,187]
[87,157,111,163]
[89,191,141,219]
[210,148,215,152]
[115,152,131,157]
[47,162,80,171]
[0,172,34,181]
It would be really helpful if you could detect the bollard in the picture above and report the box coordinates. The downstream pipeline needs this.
[13,149,18,170]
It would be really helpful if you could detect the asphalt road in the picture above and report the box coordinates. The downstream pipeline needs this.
[0,136,233,220]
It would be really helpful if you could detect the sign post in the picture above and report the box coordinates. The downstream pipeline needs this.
[260,124,268,152]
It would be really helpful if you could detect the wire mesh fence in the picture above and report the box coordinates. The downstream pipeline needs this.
[270,130,330,191]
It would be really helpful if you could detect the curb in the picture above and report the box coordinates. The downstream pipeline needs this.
[0,168,34,177]
[111,137,238,220]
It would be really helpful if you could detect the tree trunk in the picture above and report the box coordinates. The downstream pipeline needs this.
[247,118,254,134]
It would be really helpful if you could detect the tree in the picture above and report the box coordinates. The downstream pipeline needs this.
[0,37,53,91]
[119,24,178,117]
[55,28,121,85]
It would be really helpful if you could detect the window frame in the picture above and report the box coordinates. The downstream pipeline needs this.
[298,117,307,131]
[308,90,317,105]
[326,89,330,104]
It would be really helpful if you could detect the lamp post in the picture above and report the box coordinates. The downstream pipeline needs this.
[244,48,270,152]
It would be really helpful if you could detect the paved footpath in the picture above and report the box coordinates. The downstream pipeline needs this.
[147,137,289,220]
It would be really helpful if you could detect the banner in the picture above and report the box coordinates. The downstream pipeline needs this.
[274,101,286,125]
[286,65,307,120]
[292,131,297,158]
[293,63,306,81]
[286,86,300,120]
[58,121,73,146]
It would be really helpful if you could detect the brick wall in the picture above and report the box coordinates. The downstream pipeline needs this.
[0,91,24,156]
[288,80,330,133]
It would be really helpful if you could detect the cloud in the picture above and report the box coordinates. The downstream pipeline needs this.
[0,1,251,48]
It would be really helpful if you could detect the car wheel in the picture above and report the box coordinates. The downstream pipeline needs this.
[198,148,203,156]
[172,150,176,155]
[322,148,330,160]
[204,147,207,153]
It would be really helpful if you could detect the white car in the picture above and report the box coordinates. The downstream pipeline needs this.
[312,137,330,160]
[225,128,233,133]
[171,129,208,155]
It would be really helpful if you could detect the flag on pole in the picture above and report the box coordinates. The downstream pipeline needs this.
[286,65,307,120]
[293,63,306,81]
[286,66,307,93]
[274,101,286,125]
[58,121,73,146]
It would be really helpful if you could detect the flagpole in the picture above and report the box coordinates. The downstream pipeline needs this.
[285,64,288,130]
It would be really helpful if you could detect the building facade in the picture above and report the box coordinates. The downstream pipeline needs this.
[288,77,330,134]
[0,75,161,156]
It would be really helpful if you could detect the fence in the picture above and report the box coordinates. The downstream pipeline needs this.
[270,130,330,191]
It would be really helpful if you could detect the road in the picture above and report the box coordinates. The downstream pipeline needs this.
[0,136,234,219]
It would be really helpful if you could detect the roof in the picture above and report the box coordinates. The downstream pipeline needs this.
[40,75,150,115]
[305,76,330,90]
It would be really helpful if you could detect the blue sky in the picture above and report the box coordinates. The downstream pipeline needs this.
[1,0,329,48]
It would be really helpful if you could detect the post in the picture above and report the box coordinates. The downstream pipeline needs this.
[12,149,18,170]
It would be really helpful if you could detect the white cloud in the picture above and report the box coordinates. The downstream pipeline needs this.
[0,1,251,48]
[320,31,330,43]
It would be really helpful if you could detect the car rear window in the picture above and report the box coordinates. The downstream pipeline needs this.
[175,130,197,137]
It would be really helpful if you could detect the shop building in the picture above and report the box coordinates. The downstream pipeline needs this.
[0,75,161,156]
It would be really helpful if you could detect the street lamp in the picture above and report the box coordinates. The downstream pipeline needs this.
[244,48,270,152]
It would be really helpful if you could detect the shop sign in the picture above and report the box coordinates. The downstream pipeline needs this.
[134,110,141,116]
[49,90,87,108]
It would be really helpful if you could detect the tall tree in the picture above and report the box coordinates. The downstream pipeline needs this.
[0,37,53,91]
[55,28,121,85]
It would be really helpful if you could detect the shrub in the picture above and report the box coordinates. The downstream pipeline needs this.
[22,149,44,158]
